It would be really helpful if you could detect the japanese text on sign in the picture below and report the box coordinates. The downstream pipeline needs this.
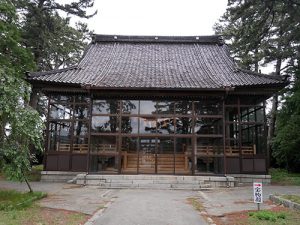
[253,182,263,203]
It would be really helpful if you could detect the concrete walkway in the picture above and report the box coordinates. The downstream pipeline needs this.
[90,189,208,225]
[198,185,300,216]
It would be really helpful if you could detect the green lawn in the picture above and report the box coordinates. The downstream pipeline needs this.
[0,189,88,225]
[0,189,46,211]
[269,168,300,185]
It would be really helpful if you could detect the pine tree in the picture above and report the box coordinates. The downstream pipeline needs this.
[13,0,96,117]
[273,68,300,172]
[215,0,300,167]
[14,0,96,70]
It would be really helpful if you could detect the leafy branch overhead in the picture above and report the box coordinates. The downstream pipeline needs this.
[0,0,96,192]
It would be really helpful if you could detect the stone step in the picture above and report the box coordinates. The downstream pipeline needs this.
[100,179,207,185]
[81,181,211,190]
[75,174,235,189]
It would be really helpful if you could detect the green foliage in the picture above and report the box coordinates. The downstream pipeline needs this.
[16,0,95,70]
[0,69,44,182]
[273,71,300,172]
[249,210,287,222]
[1,0,96,187]
[215,0,299,72]
[0,1,43,189]
[216,0,300,171]
[26,164,43,181]
[0,189,46,211]
[270,168,300,185]
[0,0,35,73]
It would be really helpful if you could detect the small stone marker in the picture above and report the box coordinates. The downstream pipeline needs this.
[253,182,263,210]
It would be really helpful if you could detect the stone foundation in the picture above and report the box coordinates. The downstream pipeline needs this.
[227,174,271,185]
[41,171,80,182]
[75,174,235,189]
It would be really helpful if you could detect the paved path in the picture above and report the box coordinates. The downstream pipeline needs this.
[198,185,300,216]
[92,189,208,225]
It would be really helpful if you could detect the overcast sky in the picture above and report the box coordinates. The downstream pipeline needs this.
[80,0,228,36]
[67,0,272,74]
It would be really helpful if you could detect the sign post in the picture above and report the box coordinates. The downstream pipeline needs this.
[253,182,263,210]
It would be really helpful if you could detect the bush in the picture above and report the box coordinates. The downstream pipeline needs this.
[269,168,300,185]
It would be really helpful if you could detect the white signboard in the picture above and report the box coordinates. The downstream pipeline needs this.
[253,182,263,203]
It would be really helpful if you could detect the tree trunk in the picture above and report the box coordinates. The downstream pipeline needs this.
[22,169,33,193]
[29,89,38,110]
[267,58,282,167]
[24,176,33,193]
[254,49,259,72]
[0,119,5,145]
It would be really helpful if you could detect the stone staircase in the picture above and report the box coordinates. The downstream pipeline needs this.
[75,174,235,190]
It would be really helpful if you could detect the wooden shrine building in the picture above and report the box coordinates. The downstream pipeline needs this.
[27,35,287,175]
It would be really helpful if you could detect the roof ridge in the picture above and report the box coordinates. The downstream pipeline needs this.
[236,68,284,81]
[27,66,79,78]
[92,34,224,45]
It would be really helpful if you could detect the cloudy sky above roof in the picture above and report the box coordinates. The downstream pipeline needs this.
[61,0,273,74]
[75,0,228,36]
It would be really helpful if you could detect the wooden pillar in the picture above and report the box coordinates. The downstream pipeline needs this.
[222,98,227,175]
[238,97,242,173]
[192,101,195,175]
[86,94,92,174]
[69,96,75,171]
[118,100,122,174]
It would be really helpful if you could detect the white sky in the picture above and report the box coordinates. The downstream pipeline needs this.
[66,0,274,74]
[80,0,228,36]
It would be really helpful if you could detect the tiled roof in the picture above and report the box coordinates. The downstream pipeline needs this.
[28,35,285,90]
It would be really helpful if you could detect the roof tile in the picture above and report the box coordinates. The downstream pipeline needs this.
[28,35,285,89]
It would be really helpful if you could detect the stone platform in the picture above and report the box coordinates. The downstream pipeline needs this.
[41,171,272,189]
[75,174,235,190]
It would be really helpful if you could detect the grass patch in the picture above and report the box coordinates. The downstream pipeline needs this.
[249,210,286,222]
[247,210,300,225]
[0,189,46,211]
[0,204,89,225]
[187,197,204,211]
[281,195,300,204]
[0,189,88,225]
[269,168,300,186]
